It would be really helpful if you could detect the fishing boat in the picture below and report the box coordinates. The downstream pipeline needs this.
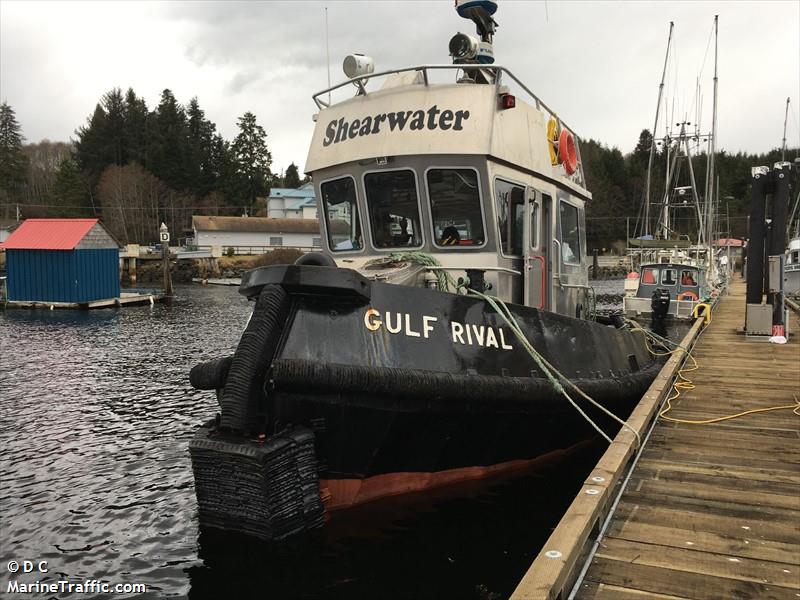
[623,19,723,322]
[188,0,661,541]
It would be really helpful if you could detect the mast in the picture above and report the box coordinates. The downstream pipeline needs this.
[782,97,790,161]
[704,15,719,257]
[644,22,674,238]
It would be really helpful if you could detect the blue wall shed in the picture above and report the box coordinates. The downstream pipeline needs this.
[2,219,121,304]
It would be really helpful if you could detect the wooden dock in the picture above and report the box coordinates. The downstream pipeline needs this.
[513,278,800,600]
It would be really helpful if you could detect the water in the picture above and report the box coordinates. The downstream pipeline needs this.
[1,285,607,599]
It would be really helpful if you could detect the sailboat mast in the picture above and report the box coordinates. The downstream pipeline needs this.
[705,15,719,254]
[644,22,674,238]
[782,97,790,161]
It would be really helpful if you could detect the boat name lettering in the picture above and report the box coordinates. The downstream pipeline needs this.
[323,106,471,147]
[364,308,512,350]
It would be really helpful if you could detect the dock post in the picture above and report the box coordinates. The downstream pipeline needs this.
[128,257,137,284]
[746,166,769,305]
[160,223,173,298]
[769,162,792,336]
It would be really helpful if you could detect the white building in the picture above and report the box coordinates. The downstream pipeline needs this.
[267,183,318,220]
[192,216,323,253]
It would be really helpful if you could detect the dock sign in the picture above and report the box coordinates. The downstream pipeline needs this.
[159,222,170,243]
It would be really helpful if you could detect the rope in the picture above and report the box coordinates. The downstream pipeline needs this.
[465,287,642,447]
[625,319,800,425]
[385,251,459,292]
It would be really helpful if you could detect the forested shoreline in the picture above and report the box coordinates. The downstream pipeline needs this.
[0,90,795,248]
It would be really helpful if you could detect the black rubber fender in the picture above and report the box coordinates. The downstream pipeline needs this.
[294,252,336,267]
[219,284,290,434]
[189,356,233,390]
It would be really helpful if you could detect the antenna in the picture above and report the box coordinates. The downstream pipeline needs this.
[782,97,790,161]
[325,6,331,105]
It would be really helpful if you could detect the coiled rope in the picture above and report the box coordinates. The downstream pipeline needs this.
[625,319,800,424]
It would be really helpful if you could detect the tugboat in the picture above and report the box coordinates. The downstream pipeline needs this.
[188,0,660,541]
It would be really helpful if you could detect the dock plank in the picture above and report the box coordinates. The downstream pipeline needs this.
[512,279,800,600]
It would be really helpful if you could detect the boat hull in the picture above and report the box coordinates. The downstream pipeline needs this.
[190,265,659,527]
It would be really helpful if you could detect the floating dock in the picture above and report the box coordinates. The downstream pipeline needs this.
[3,291,164,309]
[513,278,800,600]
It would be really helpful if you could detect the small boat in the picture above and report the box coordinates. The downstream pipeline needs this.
[188,0,660,541]
[623,262,707,320]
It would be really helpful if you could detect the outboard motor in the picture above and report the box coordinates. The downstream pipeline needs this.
[650,287,671,320]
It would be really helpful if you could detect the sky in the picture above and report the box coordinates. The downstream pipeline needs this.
[1,0,798,175]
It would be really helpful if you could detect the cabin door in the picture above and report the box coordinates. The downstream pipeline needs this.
[524,190,551,310]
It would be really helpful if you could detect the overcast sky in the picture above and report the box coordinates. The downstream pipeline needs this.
[2,1,798,174]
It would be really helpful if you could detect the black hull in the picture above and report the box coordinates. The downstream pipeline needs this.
[190,265,659,528]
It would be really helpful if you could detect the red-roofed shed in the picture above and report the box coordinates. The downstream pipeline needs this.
[2,219,120,303]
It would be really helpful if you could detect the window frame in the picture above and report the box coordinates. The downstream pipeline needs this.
[362,167,425,251]
[660,267,678,286]
[558,198,582,266]
[269,236,283,247]
[318,174,365,255]
[493,175,528,258]
[424,165,488,251]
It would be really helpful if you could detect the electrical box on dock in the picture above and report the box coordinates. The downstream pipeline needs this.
[745,304,773,336]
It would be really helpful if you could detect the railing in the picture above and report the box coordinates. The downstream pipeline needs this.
[312,64,586,185]
[196,245,321,256]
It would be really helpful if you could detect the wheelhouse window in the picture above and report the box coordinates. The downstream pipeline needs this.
[680,270,698,286]
[495,179,525,256]
[661,268,677,286]
[559,201,581,264]
[641,267,659,285]
[364,170,422,249]
[320,176,362,252]
[427,168,485,248]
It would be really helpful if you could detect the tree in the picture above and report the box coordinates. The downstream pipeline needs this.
[96,163,165,244]
[231,111,272,211]
[283,162,301,188]
[52,155,94,217]
[148,89,192,192]
[0,102,29,211]
[123,88,149,168]
[20,140,72,205]
[187,97,219,198]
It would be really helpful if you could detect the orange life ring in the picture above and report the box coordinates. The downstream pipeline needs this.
[677,291,699,301]
[558,129,578,175]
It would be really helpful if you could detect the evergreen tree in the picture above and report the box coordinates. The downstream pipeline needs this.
[53,155,93,216]
[75,103,109,186]
[123,88,149,168]
[187,97,218,198]
[283,162,301,188]
[0,102,30,208]
[231,111,272,210]
[148,89,192,192]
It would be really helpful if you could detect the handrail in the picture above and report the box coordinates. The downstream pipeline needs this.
[311,64,580,143]
[424,265,522,277]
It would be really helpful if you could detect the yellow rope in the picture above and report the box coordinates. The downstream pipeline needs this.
[629,324,800,425]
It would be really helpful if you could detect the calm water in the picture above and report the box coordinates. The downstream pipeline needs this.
[1,285,610,599]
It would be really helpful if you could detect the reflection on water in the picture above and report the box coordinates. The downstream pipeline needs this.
[1,285,611,599]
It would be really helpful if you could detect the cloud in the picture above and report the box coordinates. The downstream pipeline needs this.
[1,0,798,172]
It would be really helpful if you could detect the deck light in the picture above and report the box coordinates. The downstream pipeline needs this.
[343,54,375,79]
[449,32,479,60]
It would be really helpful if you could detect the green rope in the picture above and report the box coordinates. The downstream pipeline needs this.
[387,251,458,292]
[466,288,642,447]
